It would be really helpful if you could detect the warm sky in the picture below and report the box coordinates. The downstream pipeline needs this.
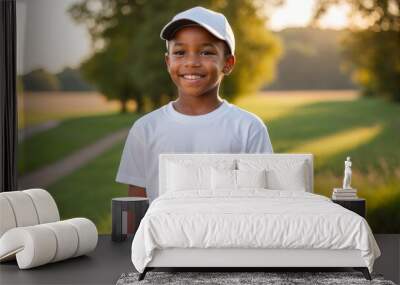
[16,0,350,74]
[269,0,349,30]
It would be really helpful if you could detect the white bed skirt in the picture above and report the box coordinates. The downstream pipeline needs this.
[148,248,366,268]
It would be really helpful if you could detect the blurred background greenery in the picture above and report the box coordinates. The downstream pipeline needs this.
[17,0,399,234]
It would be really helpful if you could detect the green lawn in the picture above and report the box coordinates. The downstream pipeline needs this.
[18,112,140,175]
[237,94,400,233]
[37,93,400,233]
[237,95,400,173]
[48,142,127,234]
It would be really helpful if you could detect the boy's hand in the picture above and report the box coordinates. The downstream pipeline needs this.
[128,185,147,197]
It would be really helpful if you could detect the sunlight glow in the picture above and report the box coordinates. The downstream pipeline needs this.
[290,125,383,159]
[236,91,359,121]
[269,0,350,31]
[317,3,351,30]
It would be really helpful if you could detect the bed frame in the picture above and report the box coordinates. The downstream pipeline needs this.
[138,154,371,281]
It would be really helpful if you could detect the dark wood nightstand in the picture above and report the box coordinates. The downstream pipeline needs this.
[332,198,366,218]
[111,197,149,242]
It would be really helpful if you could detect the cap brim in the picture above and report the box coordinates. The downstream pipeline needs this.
[160,18,225,41]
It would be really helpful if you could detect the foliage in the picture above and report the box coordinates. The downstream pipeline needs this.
[313,0,400,101]
[16,76,24,93]
[268,28,356,90]
[22,68,60,91]
[210,0,282,99]
[69,0,282,112]
[341,30,400,101]
[57,67,94,91]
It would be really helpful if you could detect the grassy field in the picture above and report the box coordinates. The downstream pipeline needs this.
[17,92,136,128]
[48,142,127,234]
[18,112,140,175]
[20,91,400,233]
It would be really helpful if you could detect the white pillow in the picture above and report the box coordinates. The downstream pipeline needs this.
[211,169,268,190]
[236,169,267,189]
[166,159,236,192]
[266,167,306,191]
[237,159,307,191]
[211,168,236,190]
[167,162,210,191]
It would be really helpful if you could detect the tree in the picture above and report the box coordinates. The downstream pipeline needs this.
[69,1,147,113]
[69,1,282,112]
[313,0,400,101]
[22,68,60,92]
[16,76,24,93]
[57,67,94,91]
[267,28,355,90]
[211,0,282,99]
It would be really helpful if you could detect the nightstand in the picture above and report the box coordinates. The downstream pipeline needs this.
[332,198,366,218]
[111,197,149,242]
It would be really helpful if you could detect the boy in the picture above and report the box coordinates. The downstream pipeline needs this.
[116,6,273,203]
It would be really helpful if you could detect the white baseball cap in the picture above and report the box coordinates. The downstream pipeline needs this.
[160,6,235,55]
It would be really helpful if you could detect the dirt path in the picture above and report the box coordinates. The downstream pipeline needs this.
[18,128,129,189]
[18,120,60,142]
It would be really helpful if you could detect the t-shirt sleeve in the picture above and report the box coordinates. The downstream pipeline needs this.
[246,122,274,153]
[115,127,146,187]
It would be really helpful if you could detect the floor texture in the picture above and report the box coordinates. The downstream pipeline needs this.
[117,271,394,285]
[0,235,398,285]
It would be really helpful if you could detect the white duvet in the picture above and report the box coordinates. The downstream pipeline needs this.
[131,190,380,273]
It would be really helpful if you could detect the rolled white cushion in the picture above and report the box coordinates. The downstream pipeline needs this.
[42,221,79,262]
[65,218,98,257]
[23,189,60,223]
[0,196,16,237]
[0,191,39,227]
[0,218,97,269]
[0,226,57,269]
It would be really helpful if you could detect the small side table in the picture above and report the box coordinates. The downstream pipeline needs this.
[332,198,366,218]
[112,197,149,242]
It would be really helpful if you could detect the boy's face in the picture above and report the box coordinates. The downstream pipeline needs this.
[165,25,235,99]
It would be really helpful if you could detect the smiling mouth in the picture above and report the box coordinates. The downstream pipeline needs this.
[180,74,206,80]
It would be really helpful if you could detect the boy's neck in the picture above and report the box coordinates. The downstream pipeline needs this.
[173,95,224,116]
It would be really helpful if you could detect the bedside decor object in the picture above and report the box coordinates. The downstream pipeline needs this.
[332,157,358,200]
[112,197,149,242]
[332,188,358,200]
[332,198,366,218]
[0,189,98,269]
[343,156,353,189]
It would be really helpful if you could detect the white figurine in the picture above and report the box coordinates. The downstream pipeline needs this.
[342,156,352,189]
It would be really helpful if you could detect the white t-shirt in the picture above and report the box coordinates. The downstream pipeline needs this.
[116,99,273,202]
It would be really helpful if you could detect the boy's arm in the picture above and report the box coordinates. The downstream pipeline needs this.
[128,184,147,197]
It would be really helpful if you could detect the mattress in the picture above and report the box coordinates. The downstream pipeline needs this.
[131,190,380,273]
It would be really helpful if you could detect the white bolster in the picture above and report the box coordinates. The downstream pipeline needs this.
[42,221,79,262]
[23,189,60,223]
[0,196,17,237]
[65,218,98,257]
[0,226,57,269]
[0,191,39,227]
[0,218,98,269]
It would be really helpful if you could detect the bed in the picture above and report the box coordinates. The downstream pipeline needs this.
[131,154,381,281]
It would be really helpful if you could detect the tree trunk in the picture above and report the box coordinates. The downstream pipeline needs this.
[135,95,144,113]
[120,99,127,113]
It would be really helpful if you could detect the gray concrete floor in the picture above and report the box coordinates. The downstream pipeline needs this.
[0,235,399,285]
[0,235,134,285]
